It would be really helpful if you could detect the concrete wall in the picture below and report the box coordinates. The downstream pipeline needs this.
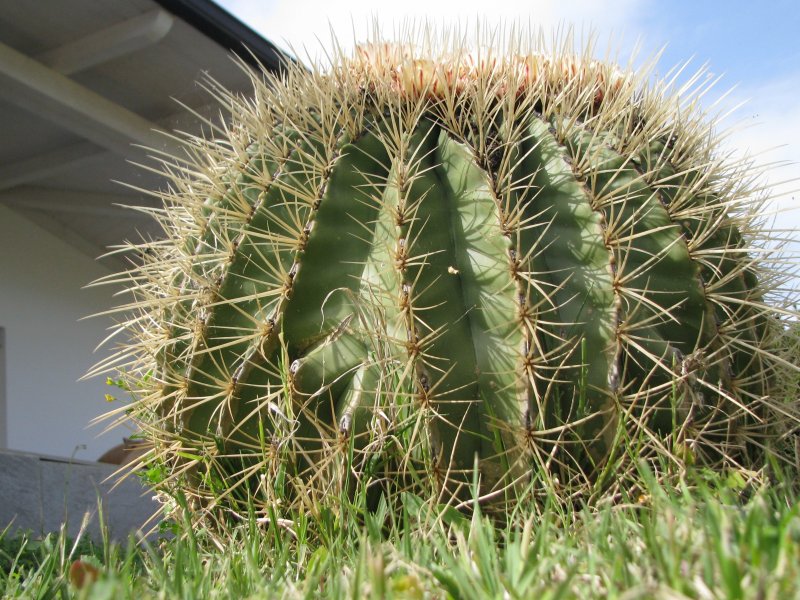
[0,449,161,542]
[0,204,130,460]
[0,327,6,449]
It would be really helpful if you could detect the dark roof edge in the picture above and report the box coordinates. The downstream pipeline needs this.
[152,0,295,73]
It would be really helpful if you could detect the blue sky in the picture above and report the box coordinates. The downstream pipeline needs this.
[215,0,800,251]
[642,1,799,85]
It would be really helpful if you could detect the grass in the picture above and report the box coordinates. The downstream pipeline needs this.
[2,461,800,599]
[5,321,796,598]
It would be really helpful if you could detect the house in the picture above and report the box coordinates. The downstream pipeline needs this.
[0,0,290,461]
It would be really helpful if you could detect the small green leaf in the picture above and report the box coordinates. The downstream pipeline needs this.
[176,451,203,462]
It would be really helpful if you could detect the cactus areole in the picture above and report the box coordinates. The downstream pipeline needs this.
[97,32,795,517]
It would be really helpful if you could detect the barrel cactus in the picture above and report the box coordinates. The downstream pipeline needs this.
[96,30,798,520]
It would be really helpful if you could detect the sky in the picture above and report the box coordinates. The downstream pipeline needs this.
[214,0,800,263]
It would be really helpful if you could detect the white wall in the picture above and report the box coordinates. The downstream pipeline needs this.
[0,204,130,460]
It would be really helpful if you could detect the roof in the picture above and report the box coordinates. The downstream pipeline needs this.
[0,0,291,268]
[153,0,291,73]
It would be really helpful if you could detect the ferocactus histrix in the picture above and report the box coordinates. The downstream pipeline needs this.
[94,29,799,521]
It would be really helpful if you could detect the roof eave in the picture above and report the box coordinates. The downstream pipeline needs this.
[152,0,295,74]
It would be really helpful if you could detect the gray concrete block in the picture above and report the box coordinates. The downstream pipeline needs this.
[40,456,106,539]
[99,468,162,541]
[0,451,43,536]
[1,449,161,543]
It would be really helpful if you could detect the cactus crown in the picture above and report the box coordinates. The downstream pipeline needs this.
[93,27,798,522]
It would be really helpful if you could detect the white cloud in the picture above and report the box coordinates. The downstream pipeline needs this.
[218,0,648,62]
[718,73,800,250]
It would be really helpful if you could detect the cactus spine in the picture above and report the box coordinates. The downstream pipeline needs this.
[94,30,798,519]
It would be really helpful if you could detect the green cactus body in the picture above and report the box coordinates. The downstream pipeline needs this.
[97,36,796,517]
